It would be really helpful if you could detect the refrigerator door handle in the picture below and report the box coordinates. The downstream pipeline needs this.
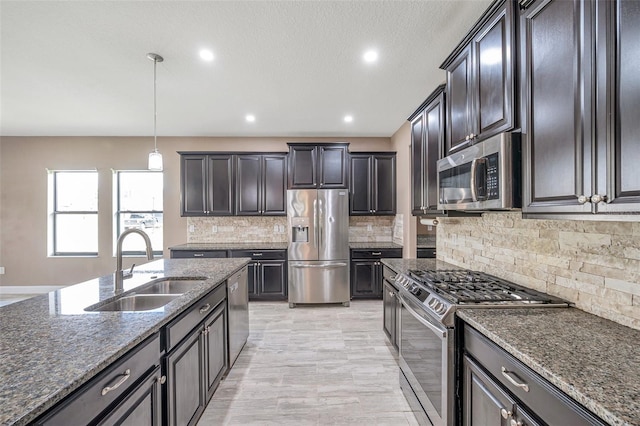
[291,263,348,268]
[313,198,318,251]
[318,197,323,253]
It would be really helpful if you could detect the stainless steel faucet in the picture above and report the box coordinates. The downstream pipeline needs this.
[115,228,154,292]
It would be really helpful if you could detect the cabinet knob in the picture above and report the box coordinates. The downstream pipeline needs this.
[577,195,590,204]
[590,194,607,204]
[465,135,470,141]
[510,420,523,426]
[470,133,476,139]
[500,408,512,419]
[389,291,395,297]
[159,375,167,385]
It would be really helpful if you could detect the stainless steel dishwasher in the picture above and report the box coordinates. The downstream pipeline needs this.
[227,266,249,368]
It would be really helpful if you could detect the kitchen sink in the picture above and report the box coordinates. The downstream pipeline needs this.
[134,278,206,295]
[87,294,181,312]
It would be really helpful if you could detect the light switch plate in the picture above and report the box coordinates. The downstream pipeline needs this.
[279,225,285,233]
[189,225,195,233]
[273,225,279,232]
[367,224,373,232]
[212,225,218,233]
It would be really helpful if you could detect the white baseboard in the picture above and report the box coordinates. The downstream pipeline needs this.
[0,286,64,294]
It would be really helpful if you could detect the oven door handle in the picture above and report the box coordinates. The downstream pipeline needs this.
[398,294,447,339]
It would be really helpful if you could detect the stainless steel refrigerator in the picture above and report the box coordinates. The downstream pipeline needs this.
[287,189,350,307]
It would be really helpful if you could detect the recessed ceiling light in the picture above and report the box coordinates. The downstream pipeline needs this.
[363,50,378,63]
[344,115,353,123]
[199,49,214,62]
[246,114,256,123]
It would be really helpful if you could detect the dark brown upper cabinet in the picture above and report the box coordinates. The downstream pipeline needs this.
[236,153,287,216]
[349,152,396,215]
[287,143,349,189]
[520,0,640,217]
[180,153,234,216]
[441,0,516,154]
[409,85,446,215]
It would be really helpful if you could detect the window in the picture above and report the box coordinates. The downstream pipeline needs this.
[115,171,163,255]
[49,171,99,255]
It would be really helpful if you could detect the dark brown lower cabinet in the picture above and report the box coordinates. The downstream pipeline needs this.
[350,248,402,299]
[382,280,398,351]
[230,250,287,300]
[463,325,607,425]
[165,303,227,426]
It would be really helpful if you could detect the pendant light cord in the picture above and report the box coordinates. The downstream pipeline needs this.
[153,57,157,153]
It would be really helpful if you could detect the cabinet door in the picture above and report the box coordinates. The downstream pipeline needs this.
[204,305,227,401]
[446,44,474,154]
[424,92,445,211]
[521,0,593,214]
[165,328,205,426]
[463,355,516,426]
[411,113,426,214]
[372,154,396,215]
[246,261,258,298]
[262,154,287,215]
[382,281,397,349]
[473,0,514,139]
[97,367,162,426]
[288,145,317,188]
[208,155,235,215]
[318,145,348,188]
[596,0,640,213]
[258,261,287,299]
[236,155,261,215]
[351,260,378,298]
[350,155,372,215]
[181,155,208,216]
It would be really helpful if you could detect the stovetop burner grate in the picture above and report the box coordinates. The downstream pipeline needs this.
[407,269,557,304]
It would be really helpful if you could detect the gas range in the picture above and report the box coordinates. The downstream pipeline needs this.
[395,269,568,327]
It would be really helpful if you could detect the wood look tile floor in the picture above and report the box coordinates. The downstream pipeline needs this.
[198,300,418,425]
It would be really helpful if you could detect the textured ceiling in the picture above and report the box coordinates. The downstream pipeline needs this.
[0,1,491,137]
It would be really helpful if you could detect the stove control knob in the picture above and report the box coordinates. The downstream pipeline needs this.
[436,305,447,315]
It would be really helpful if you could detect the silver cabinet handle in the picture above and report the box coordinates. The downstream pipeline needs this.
[510,419,523,426]
[159,375,167,385]
[193,253,204,257]
[372,252,382,256]
[577,195,590,204]
[470,133,476,139]
[465,135,470,141]
[199,303,211,314]
[252,253,263,256]
[590,194,607,204]
[500,408,512,419]
[102,369,131,396]
[501,366,529,392]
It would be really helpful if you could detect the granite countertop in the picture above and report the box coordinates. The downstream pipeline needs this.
[458,308,640,426]
[0,258,249,426]
[381,258,461,274]
[169,242,289,250]
[349,242,403,250]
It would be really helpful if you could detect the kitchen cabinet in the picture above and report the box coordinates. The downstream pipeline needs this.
[409,85,445,215]
[165,286,227,426]
[350,248,402,299]
[230,249,287,300]
[350,152,396,215]
[287,143,349,189]
[521,0,640,217]
[463,325,606,425]
[236,153,287,216]
[180,153,234,216]
[441,0,516,154]
[382,265,399,351]
[170,250,228,259]
[35,333,162,426]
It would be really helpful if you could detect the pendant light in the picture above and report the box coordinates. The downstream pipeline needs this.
[147,53,164,171]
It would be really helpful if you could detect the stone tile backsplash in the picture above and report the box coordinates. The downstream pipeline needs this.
[187,216,397,244]
[437,212,640,330]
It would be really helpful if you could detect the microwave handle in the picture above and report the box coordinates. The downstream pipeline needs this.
[470,158,487,202]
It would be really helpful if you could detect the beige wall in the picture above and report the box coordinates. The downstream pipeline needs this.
[0,136,392,286]
[390,121,415,258]
[437,212,640,330]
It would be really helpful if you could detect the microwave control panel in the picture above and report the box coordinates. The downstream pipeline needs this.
[486,153,499,200]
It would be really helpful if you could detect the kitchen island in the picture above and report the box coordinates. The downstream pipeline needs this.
[0,258,249,426]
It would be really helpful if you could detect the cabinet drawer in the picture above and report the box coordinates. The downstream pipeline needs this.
[165,284,226,352]
[382,266,398,289]
[351,248,402,259]
[464,326,605,425]
[171,250,228,259]
[36,333,161,426]
[229,249,286,260]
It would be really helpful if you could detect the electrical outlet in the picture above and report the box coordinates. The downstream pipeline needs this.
[0,266,4,274]
[367,224,373,232]
[212,225,218,233]
[273,225,279,233]
[279,225,285,233]
[189,225,195,233]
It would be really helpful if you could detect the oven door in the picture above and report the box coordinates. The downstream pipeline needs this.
[398,292,455,426]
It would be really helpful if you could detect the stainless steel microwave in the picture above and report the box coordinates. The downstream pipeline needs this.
[437,133,521,211]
